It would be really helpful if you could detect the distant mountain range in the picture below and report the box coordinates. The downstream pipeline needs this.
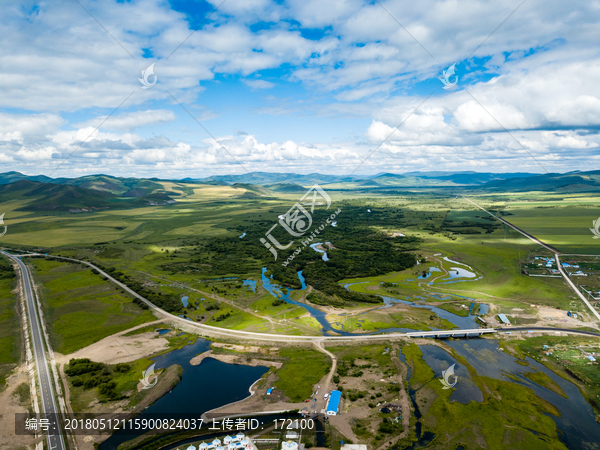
[0,170,598,212]
[194,171,536,187]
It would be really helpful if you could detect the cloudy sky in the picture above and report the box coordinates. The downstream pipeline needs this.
[2,0,600,178]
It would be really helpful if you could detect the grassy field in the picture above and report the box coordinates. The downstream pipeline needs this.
[275,347,331,402]
[0,257,20,388]
[32,259,155,354]
[399,342,569,450]
[505,335,600,415]
[4,188,597,342]
[504,206,600,254]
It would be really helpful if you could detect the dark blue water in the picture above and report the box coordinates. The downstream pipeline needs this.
[100,339,268,450]
[446,339,600,450]
[418,345,483,404]
[157,329,171,335]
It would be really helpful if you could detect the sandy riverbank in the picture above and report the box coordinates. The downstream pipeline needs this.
[190,350,283,368]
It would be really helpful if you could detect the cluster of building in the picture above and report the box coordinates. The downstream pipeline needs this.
[527,256,592,277]
[541,344,598,362]
[181,433,256,450]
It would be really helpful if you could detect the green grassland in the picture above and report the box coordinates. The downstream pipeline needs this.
[328,344,397,371]
[0,257,20,388]
[274,347,332,402]
[32,259,155,354]
[504,336,600,415]
[504,206,600,254]
[328,307,457,332]
[5,187,599,340]
[400,343,568,450]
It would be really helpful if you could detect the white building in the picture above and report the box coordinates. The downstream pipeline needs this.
[282,441,298,450]
[341,445,368,450]
[189,433,254,450]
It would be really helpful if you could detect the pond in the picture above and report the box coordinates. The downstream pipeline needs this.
[100,339,269,450]
[432,257,480,285]
[416,267,442,279]
[419,345,483,404]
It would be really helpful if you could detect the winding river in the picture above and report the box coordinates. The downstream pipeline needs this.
[260,268,478,335]
[399,340,600,449]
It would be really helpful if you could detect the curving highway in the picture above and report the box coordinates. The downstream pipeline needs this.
[9,251,600,342]
[2,252,65,450]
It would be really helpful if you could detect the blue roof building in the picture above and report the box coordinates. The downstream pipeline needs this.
[266,388,273,395]
[326,390,342,416]
[498,313,511,325]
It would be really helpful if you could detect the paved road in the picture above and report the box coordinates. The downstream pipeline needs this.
[462,196,561,253]
[3,252,65,450]
[462,196,600,322]
[555,254,600,321]
[508,327,600,337]
[9,251,600,344]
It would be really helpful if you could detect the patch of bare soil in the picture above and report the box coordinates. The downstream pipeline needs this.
[55,331,170,365]
[212,343,279,356]
[190,351,283,369]
[0,365,38,450]
[204,370,305,419]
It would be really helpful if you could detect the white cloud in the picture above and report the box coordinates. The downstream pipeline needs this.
[2,0,600,176]
[74,110,176,131]
[243,79,275,89]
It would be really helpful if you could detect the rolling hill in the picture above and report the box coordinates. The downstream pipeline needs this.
[0,180,176,211]
[475,171,600,192]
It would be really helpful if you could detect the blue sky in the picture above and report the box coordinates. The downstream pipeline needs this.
[1,0,599,178]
